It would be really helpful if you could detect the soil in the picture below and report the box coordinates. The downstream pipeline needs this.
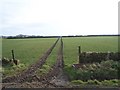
[50,69,69,87]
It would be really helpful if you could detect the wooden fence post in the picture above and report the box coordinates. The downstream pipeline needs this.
[11,49,15,60]
[78,46,81,64]
[11,49,19,65]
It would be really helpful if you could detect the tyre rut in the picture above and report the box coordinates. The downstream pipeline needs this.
[3,38,60,83]
[33,37,64,82]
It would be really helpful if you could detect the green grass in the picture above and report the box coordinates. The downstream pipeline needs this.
[70,79,119,87]
[2,63,27,78]
[2,38,57,66]
[2,38,57,77]
[63,36,118,65]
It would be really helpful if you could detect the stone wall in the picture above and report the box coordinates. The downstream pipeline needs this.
[79,52,120,63]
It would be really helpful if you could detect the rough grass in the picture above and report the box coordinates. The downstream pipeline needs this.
[70,79,119,87]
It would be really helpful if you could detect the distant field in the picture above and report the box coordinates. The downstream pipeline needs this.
[63,36,118,65]
[2,38,57,66]
[2,36,118,66]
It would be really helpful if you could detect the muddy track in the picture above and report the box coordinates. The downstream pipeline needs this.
[46,37,64,81]
[2,38,60,83]
[33,37,64,82]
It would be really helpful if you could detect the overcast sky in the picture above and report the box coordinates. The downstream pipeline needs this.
[0,0,119,36]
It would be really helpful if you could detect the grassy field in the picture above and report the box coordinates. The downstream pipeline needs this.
[2,38,58,77]
[2,36,118,77]
[2,36,118,66]
[63,36,118,65]
[2,38,57,66]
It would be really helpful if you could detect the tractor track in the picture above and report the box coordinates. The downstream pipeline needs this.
[30,37,69,87]
[2,37,67,88]
[2,38,60,83]
[33,37,64,82]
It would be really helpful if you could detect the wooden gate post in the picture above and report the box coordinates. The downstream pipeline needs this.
[78,46,81,64]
